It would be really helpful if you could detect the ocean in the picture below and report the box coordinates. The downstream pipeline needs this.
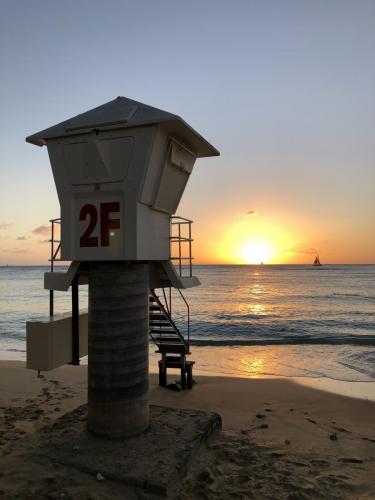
[0,265,374,383]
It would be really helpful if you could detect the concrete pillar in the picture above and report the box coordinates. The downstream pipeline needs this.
[88,261,149,438]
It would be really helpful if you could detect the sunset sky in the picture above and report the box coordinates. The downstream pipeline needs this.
[0,0,374,265]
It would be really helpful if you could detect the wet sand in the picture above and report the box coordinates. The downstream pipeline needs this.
[0,361,374,498]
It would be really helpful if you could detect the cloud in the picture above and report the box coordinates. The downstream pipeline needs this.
[3,248,30,254]
[32,225,50,236]
[0,223,12,230]
[16,236,27,241]
[235,210,258,220]
[38,239,50,244]
[293,247,317,255]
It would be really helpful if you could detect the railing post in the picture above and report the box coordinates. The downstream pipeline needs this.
[49,220,54,317]
[71,275,80,365]
[49,290,54,317]
[178,222,182,276]
[189,221,192,277]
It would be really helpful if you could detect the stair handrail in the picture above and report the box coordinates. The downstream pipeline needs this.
[159,287,190,351]
[150,289,189,351]
[176,288,190,348]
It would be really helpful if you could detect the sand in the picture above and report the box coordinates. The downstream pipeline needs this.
[0,360,374,498]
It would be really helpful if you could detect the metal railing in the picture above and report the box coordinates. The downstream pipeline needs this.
[49,217,62,269]
[49,218,61,317]
[170,216,194,277]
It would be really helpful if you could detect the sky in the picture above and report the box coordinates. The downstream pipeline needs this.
[0,0,374,265]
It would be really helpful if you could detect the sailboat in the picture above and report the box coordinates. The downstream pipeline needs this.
[313,255,322,266]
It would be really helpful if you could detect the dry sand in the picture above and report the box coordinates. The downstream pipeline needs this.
[0,360,374,498]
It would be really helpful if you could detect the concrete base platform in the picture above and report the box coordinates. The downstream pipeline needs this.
[0,405,221,499]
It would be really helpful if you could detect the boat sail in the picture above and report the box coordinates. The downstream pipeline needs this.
[313,255,322,266]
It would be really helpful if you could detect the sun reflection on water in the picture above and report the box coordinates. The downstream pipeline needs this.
[239,357,265,377]
[239,302,268,316]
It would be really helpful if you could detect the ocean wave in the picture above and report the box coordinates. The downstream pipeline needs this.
[0,348,26,353]
[189,335,375,347]
[339,351,375,378]
[212,313,278,320]
[332,293,375,301]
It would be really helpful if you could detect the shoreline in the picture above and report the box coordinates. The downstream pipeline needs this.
[2,350,375,402]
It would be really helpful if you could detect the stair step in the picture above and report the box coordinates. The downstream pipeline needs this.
[150,328,176,333]
[151,333,178,338]
[149,313,168,321]
[157,345,189,354]
[149,305,161,311]
[149,321,171,327]
[154,337,184,343]
[156,343,185,348]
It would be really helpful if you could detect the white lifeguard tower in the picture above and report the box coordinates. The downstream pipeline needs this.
[26,96,219,437]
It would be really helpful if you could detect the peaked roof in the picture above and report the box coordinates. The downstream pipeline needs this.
[26,96,219,157]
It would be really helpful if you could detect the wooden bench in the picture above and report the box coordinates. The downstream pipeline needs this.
[158,355,195,390]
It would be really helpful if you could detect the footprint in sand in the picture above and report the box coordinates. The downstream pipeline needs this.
[287,460,309,467]
[307,418,317,424]
[333,426,349,433]
[362,437,375,443]
[339,457,364,464]
[310,459,330,467]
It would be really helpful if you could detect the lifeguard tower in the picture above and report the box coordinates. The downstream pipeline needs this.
[26,96,219,438]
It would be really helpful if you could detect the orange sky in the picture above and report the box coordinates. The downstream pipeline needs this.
[1,186,373,266]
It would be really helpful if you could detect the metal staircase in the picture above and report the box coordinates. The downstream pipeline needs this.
[149,290,190,355]
[149,288,194,389]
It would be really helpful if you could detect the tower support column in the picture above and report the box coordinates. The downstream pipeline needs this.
[88,261,149,438]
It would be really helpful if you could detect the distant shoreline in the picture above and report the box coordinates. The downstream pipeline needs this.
[1,263,375,268]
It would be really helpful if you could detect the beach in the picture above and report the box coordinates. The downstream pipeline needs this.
[1,360,374,499]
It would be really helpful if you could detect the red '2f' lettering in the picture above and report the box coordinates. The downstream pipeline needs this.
[79,202,120,247]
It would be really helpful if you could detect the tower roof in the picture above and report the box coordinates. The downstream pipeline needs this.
[26,96,219,157]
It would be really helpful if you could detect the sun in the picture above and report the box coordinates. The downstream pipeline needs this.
[237,240,273,264]
[215,213,295,264]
